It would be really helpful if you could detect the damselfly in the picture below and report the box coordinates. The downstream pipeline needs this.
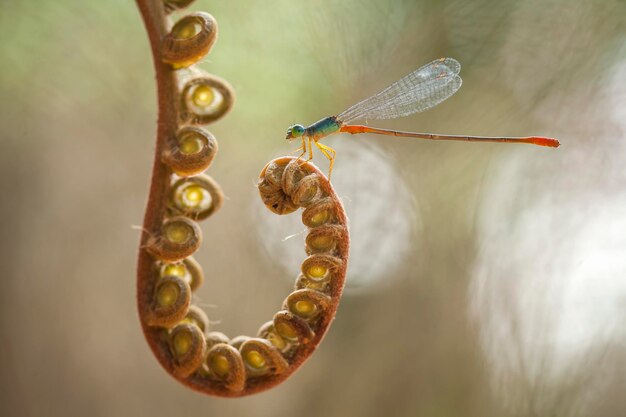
[286,58,559,179]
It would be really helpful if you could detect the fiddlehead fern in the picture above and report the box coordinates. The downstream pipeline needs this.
[135,0,350,397]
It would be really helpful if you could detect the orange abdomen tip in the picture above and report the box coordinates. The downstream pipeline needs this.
[530,136,560,148]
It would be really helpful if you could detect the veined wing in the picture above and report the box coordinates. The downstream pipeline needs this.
[337,58,462,124]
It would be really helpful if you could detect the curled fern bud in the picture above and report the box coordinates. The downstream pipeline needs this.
[283,289,331,322]
[305,224,345,254]
[264,159,288,188]
[258,184,298,215]
[301,254,343,283]
[162,126,218,177]
[160,256,204,291]
[206,331,231,348]
[257,321,291,353]
[184,304,209,333]
[145,275,191,327]
[281,162,321,207]
[302,198,337,228]
[163,0,196,13]
[295,273,330,293]
[289,174,321,206]
[229,335,251,350]
[273,310,315,345]
[258,159,299,215]
[147,217,202,262]
[280,159,306,192]
[161,12,217,69]
[180,72,235,124]
[169,174,223,220]
[169,322,207,377]
[206,343,246,392]
[240,338,288,377]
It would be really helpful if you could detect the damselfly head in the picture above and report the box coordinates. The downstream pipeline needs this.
[286,124,305,141]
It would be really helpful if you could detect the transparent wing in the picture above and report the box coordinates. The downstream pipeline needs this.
[337,58,462,124]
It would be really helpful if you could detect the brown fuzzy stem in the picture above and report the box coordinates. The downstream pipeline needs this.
[135,0,185,390]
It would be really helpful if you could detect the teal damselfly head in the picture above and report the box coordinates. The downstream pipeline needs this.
[286,124,305,141]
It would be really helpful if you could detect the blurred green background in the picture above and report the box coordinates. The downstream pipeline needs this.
[1,0,625,416]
